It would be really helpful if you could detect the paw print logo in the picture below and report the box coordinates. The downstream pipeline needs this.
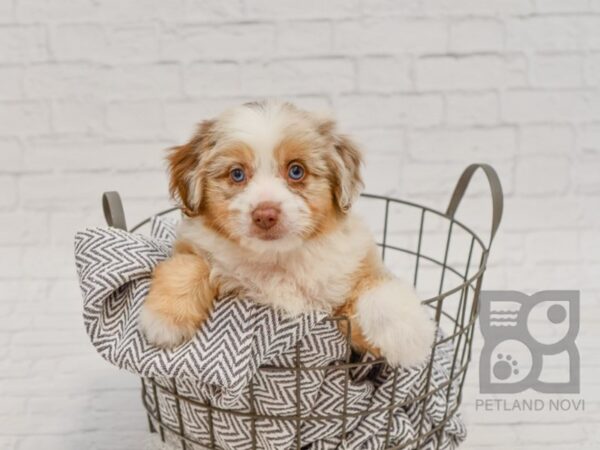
[493,354,519,380]
[479,291,579,394]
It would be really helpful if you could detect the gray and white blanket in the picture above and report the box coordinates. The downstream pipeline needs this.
[74,216,466,450]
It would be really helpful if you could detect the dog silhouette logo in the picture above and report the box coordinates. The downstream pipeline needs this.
[479,290,580,394]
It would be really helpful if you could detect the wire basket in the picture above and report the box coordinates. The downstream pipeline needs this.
[102,163,503,450]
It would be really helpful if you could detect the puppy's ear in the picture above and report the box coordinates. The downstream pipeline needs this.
[167,120,216,216]
[319,119,364,213]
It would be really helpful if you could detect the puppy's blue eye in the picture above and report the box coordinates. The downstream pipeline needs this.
[230,168,245,183]
[288,163,305,181]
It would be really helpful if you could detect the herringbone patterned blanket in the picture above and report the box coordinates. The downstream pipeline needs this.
[74,216,466,450]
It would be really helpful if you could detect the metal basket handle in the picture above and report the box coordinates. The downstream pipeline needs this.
[102,191,127,231]
[445,163,503,247]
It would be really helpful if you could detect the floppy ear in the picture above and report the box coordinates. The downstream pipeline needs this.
[167,120,216,216]
[330,133,364,212]
[317,118,364,213]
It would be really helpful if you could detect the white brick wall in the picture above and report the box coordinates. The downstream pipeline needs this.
[1,1,599,448]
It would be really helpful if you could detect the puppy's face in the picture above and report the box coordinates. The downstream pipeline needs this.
[169,101,363,252]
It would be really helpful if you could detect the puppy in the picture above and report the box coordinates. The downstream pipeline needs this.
[140,101,434,367]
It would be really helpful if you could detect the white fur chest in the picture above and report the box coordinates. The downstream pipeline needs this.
[178,214,373,316]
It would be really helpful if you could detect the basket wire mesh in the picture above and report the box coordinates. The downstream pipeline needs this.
[103,163,503,450]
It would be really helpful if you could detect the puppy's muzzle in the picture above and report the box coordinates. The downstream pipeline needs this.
[252,202,280,230]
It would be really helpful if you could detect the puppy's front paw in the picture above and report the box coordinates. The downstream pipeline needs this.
[139,303,198,349]
[139,254,215,349]
[357,279,435,368]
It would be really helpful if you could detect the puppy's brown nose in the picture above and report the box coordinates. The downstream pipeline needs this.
[252,202,280,230]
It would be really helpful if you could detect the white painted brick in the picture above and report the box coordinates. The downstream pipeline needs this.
[336,94,443,128]
[242,58,355,95]
[416,55,527,91]
[581,201,600,230]
[26,395,89,416]
[51,100,104,134]
[105,64,182,100]
[531,54,583,87]
[47,280,93,313]
[352,129,405,154]
[0,437,18,449]
[450,19,504,53]
[0,25,46,63]
[400,161,498,196]
[0,247,22,278]
[0,101,50,135]
[3,408,93,434]
[507,17,600,52]
[183,0,244,20]
[246,0,359,19]
[98,24,159,63]
[50,23,104,60]
[96,0,157,22]
[276,21,333,56]
[502,90,600,123]
[580,231,600,262]
[357,57,412,92]
[505,197,583,231]
[164,98,245,140]
[23,137,103,172]
[485,230,527,265]
[0,66,23,100]
[408,127,516,162]
[0,176,17,209]
[19,172,168,209]
[362,151,403,195]
[0,397,26,417]
[24,63,104,99]
[516,423,589,444]
[584,53,600,86]
[424,0,535,15]
[535,0,590,13]
[99,141,168,171]
[519,125,574,155]
[515,156,571,195]
[580,124,600,156]
[49,211,102,246]
[507,17,579,51]
[574,160,600,193]
[465,425,518,446]
[0,139,23,172]
[0,212,47,245]
[23,138,166,173]
[95,171,167,203]
[446,92,499,126]
[184,62,240,97]
[106,101,163,138]
[0,0,14,19]
[53,23,159,63]
[334,18,447,54]
[360,0,427,16]
[160,24,276,61]
[16,0,100,22]
[0,280,47,304]
[154,0,186,22]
